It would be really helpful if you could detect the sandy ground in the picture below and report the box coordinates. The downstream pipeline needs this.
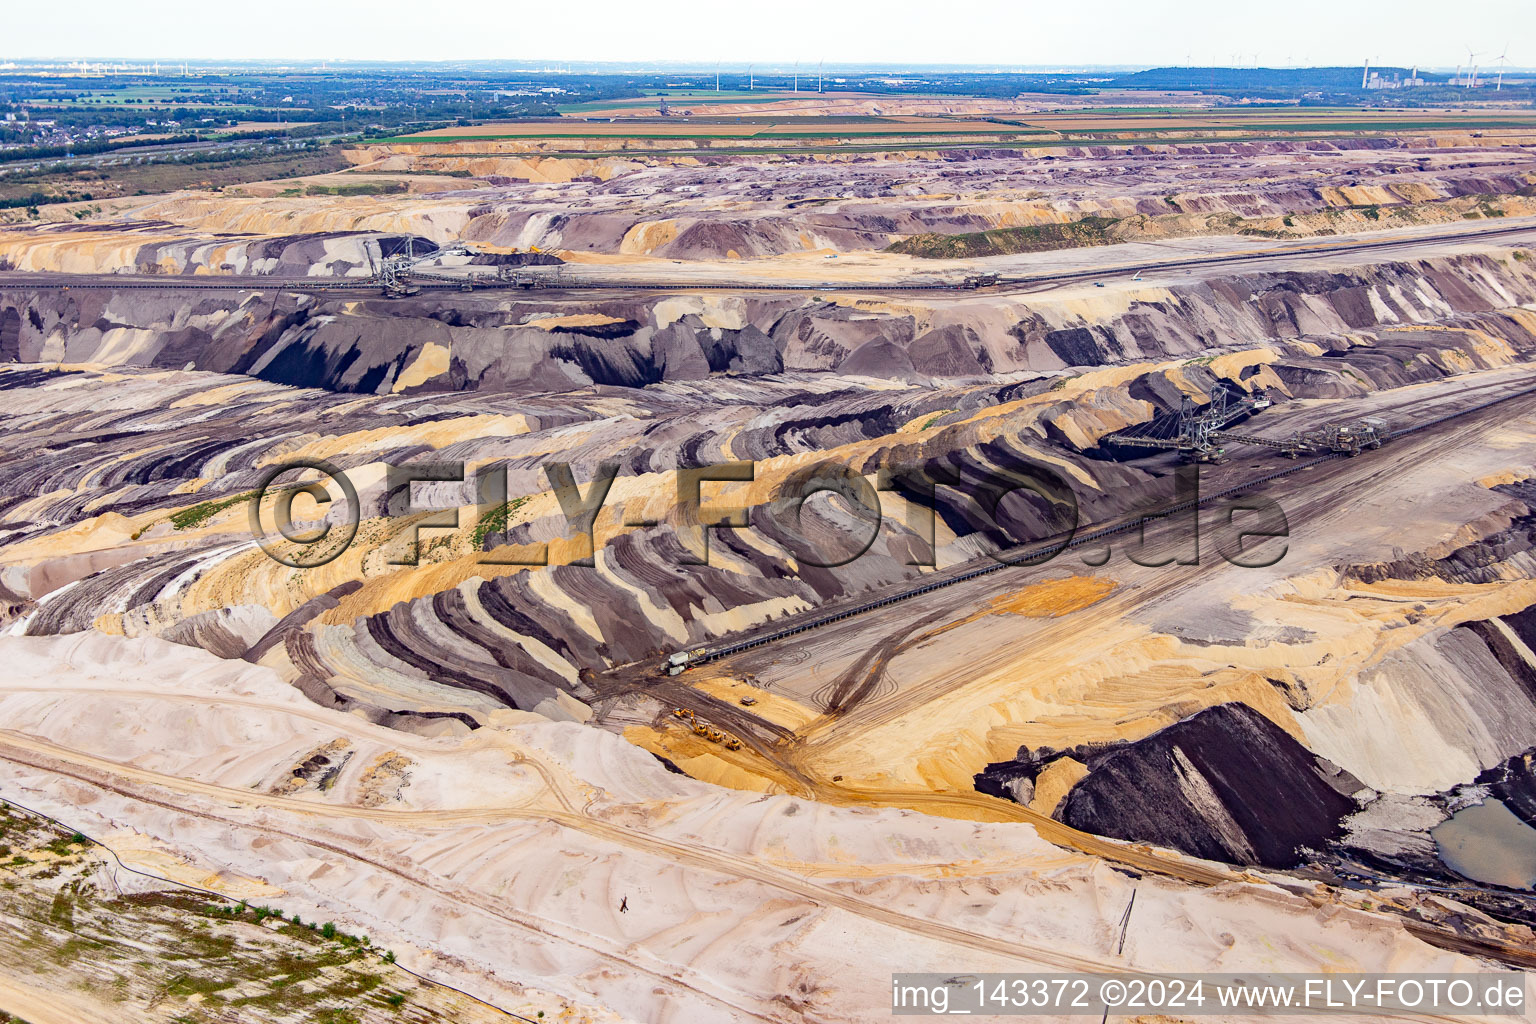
[0,974,127,1024]
[0,629,1515,1023]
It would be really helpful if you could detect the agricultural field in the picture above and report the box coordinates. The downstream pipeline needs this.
[384,107,1536,152]
[557,89,801,112]
[389,116,1052,141]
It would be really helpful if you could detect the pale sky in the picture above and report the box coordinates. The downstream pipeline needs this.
[5,0,1532,69]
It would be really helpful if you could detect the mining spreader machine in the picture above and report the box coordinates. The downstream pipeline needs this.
[1105,385,1386,462]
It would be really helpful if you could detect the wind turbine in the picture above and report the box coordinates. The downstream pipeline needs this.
[794,61,799,93]
[1465,46,1483,87]
[1495,45,1511,90]
[818,59,824,93]
[748,63,754,91]
[715,61,721,93]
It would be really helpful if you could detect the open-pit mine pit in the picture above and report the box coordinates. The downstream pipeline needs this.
[3,83,1536,1024]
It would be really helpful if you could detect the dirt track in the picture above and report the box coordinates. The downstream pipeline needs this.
[0,726,1216,968]
[2,715,1525,1020]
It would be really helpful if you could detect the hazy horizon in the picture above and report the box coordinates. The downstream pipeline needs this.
[4,59,1529,74]
[4,0,1531,69]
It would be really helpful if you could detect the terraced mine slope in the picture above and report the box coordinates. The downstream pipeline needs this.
[3,106,1536,1022]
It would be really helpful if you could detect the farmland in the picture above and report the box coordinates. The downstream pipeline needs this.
[383,107,1536,152]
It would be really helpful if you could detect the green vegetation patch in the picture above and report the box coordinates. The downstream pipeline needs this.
[303,180,409,197]
[887,216,1120,259]
[473,496,530,548]
[170,491,254,531]
[0,800,434,1024]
